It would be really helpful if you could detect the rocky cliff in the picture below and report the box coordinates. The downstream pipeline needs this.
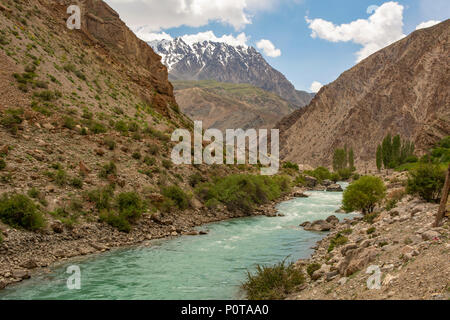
[278,20,450,169]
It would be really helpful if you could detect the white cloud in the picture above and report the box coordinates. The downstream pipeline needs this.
[133,29,173,42]
[415,20,441,30]
[256,39,281,57]
[306,1,406,62]
[105,0,279,32]
[309,81,323,93]
[181,31,249,47]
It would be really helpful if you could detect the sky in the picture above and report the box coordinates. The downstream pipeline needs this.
[104,0,449,92]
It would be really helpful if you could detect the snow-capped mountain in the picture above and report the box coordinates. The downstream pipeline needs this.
[149,38,314,108]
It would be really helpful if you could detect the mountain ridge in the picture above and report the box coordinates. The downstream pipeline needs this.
[149,38,314,108]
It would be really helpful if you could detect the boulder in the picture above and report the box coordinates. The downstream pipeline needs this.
[326,215,339,225]
[51,221,64,234]
[326,184,343,192]
[12,269,31,280]
[293,191,309,198]
[20,259,38,269]
[303,220,332,232]
[421,230,440,241]
[322,179,333,186]
[303,175,317,188]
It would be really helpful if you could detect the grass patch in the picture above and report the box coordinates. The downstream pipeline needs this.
[242,261,305,300]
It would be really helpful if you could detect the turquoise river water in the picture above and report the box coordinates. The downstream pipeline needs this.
[0,184,354,300]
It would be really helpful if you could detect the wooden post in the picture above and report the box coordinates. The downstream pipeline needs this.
[434,164,450,227]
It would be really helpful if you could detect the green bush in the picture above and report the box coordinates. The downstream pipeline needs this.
[99,161,117,178]
[282,162,299,171]
[363,212,379,224]
[104,137,116,150]
[406,163,445,202]
[132,151,141,160]
[367,227,376,234]
[55,169,67,186]
[162,186,190,210]
[100,211,131,233]
[306,263,321,277]
[196,174,290,214]
[304,167,331,183]
[342,176,386,214]
[162,159,172,169]
[188,173,205,187]
[143,156,156,166]
[0,159,6,170]
[243,261,305,300]
[328,233,348,252]
[115,192,146,221]
[330,172,340,183]
[0,194,45,230]
[71,177,83,189]
[337,168,353,180]
[85,186,114,211]
[114,120,128,134]
[63,116,76,130]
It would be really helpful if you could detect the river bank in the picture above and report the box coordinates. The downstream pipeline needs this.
[0,186,298,291]
[287,174,450,300]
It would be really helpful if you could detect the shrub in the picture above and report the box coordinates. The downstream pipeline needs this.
[342,176,386,214]
[100,211,131,233]
[282,162,299,171]
[0,159,5,170]
[406,163,445,202]
[71,177,83,189]
[367,227,376,234]
[104,137,116,150]
[85,186,114,211]
[162,186,190,210]
[330,172,340,183]
[147,144,159,155]
[304,167,331,183]
[294,175,306,186]
[132,151,141,160]
[63,116,76,129]
[55,169,67,186]
[306,263,321,278]
[143,156,156,166]
[337,168,353,180]
[162,159,172,169]
[196,175,290,215]
[363,212,379,224]
[189,173,205,187]
[114,120,128,134]
[115,192,146,221]
[242,261,305,300]
[0,194,45,230]
[328,233,348,252]
[99,161,117,178]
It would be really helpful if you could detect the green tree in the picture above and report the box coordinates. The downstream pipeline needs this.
[406,163,445,202]
[333,148,347,171]
[381,133,392,169]
[342,176,386,214]
[392,135,401,167]
[348,148,355,171]
[376,145,382,171]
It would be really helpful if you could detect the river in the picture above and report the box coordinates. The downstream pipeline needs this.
[0,184,353,299]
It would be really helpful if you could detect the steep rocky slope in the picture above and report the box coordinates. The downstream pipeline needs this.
[150,38,314,108]
[278,20,450,169]
[0,0,263,288]
[173,80,296,130]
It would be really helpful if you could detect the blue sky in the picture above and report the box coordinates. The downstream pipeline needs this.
[106,0,449,92]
